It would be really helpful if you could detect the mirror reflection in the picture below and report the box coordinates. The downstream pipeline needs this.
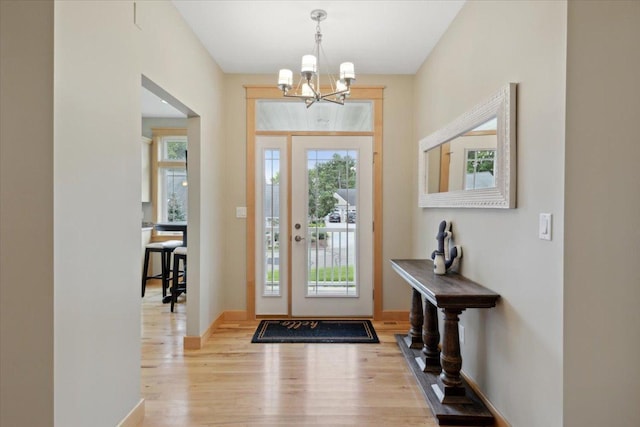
[418,82,515,208]
[426,118,497,194]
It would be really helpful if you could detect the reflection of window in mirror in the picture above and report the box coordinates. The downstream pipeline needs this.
[465,149,496,190]
[427,117,498,194]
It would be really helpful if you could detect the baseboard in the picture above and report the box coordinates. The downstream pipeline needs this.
[183,335,204,350]
[380,310,409,321]
[461,371,511,427]
[183,312,224,350]
[183,310,249,350]
[224,310,248,321]
[116,398,144,427]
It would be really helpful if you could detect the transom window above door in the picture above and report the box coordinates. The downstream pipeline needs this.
[256,100,373,132]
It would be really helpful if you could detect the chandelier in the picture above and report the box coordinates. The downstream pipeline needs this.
[277,9,355,108]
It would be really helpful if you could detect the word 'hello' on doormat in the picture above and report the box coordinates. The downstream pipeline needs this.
[251,319,379,344]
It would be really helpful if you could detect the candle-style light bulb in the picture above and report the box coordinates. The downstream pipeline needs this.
[301,55,317,74]
[278,69,293,87]
[340,62,355,80]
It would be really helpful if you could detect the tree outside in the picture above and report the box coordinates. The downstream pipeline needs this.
[166,140,187,160]
[466,149,495,174]
[308,152,356,220]
[167,192,186,221]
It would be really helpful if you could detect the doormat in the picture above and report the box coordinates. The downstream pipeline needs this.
[251,319,379,344]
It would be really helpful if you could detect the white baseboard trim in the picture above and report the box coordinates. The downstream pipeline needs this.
[116,398,144,427]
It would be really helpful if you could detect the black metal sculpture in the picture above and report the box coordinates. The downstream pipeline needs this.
[430,220,462,275]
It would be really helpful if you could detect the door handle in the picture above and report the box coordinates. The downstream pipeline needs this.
[294,235,305,242]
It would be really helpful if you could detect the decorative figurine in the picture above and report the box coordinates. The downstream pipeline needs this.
[430,220,462,275]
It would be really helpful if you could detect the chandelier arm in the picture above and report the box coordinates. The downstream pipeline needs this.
[283,93,317,100]
[319,96,345,106]
[321,88,350,98]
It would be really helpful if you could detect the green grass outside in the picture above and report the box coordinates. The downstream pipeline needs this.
[267,265,355,282]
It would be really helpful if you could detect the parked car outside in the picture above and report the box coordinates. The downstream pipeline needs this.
[347,211,356,223]
[328,212,341,223]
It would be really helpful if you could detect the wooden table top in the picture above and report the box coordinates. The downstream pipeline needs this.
[390,259,500,309]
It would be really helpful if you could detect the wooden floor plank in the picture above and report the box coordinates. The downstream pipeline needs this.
[140,281,437,426]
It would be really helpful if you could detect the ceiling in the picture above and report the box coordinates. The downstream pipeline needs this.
[142,1,465,120]
[141,86,186,118]
[172,0,465,75]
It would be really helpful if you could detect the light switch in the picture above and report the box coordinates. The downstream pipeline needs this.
[236,207,247,218]
[539,213,552,240]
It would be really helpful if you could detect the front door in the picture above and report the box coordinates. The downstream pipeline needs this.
[291,136,373,317]
[255,135,373,317]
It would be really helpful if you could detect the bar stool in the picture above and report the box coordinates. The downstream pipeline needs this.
[141,240,183,297]
[170,246,187,312]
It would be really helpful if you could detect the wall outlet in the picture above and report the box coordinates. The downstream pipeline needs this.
[459,324,465,344]
[236,207,247,218]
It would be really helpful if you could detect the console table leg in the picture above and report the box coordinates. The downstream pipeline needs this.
[404,288,424,349]
[420,299,441,372]
[432,308,468,404]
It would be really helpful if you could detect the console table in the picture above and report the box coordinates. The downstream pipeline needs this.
[391,259,500,426]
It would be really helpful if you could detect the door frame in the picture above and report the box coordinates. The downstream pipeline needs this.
[245,85,384,319]
[290,136,373,317]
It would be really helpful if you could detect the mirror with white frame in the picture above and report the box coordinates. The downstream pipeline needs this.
[418,83,516,208]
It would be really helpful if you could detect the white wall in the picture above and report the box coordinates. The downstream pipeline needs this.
[413,2,567,426]
[564,2,640,426]
[136,1,226,338]
[222,74,415,314]
[0,1,226,425]
[0,1,54,426]
[54,2,141,425]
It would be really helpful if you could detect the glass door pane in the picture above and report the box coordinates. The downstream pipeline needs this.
[306,149,358,297]
[255,136,288,315]
[263,149,281,296]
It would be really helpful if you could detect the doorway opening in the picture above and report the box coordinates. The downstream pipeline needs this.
[246,85,384,319]
[139,75,198,354]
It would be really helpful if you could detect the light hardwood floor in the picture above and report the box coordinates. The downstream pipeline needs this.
[140,281,437,426]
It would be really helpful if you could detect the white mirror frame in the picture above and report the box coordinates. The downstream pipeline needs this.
[418,83,516,208]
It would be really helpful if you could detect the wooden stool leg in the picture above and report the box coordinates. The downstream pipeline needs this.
[161,249,169,297]
[171,254,179,312]
[141,249,151,297]
[182,258,187,286]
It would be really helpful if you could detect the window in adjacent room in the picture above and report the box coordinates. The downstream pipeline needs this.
[152,129,188,231]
